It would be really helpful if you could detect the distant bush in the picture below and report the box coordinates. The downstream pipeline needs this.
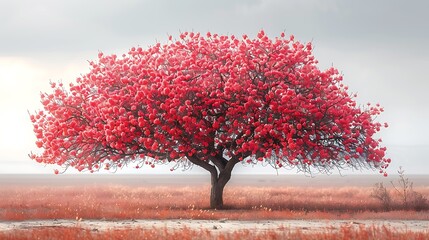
[370,182,391,211]
[371,167,428,211]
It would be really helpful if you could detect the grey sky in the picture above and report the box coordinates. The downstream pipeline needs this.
[0,0,428,174]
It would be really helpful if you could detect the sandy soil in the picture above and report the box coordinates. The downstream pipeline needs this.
[1,219,428,233]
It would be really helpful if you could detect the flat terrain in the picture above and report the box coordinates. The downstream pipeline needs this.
[1,219,428,233]
[0,174,428,239]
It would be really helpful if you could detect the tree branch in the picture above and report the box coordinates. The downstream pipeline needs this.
[210,156,226,171]
[187,155,217,176]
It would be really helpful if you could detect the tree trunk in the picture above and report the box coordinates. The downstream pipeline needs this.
[186,154,238,209]
[210,169,232,209]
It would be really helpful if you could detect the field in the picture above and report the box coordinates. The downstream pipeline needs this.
[0,174,428,239]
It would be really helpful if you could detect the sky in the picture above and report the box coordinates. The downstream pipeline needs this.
[0,0,428,175]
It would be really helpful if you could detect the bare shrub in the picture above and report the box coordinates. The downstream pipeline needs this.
[391,167,428,211]
[391,167,413,208]
[370,182,392,211]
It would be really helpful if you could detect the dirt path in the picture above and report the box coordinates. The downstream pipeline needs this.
[1,219,428,233]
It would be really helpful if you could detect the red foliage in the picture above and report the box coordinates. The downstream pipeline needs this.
[30,31,389,175]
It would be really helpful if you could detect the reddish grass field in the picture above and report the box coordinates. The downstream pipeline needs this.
[1,174,428,239]
[1,185,429,221]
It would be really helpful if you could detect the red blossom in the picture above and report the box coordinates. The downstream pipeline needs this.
[30,30,389,176]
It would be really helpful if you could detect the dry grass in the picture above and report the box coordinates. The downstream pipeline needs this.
[0,225,428,240]
[1,185,428,221]
[2,184,429,239]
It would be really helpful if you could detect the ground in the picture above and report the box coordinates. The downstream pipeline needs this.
[0,174,428,239]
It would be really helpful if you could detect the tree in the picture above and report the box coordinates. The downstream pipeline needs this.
[30,31,390,209]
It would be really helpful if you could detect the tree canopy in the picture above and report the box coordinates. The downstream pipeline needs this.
[30,31,390,176]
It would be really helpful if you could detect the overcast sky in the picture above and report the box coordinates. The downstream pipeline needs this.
[0,0,428,175]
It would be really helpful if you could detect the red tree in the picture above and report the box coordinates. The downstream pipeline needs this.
[30,31,390,209]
